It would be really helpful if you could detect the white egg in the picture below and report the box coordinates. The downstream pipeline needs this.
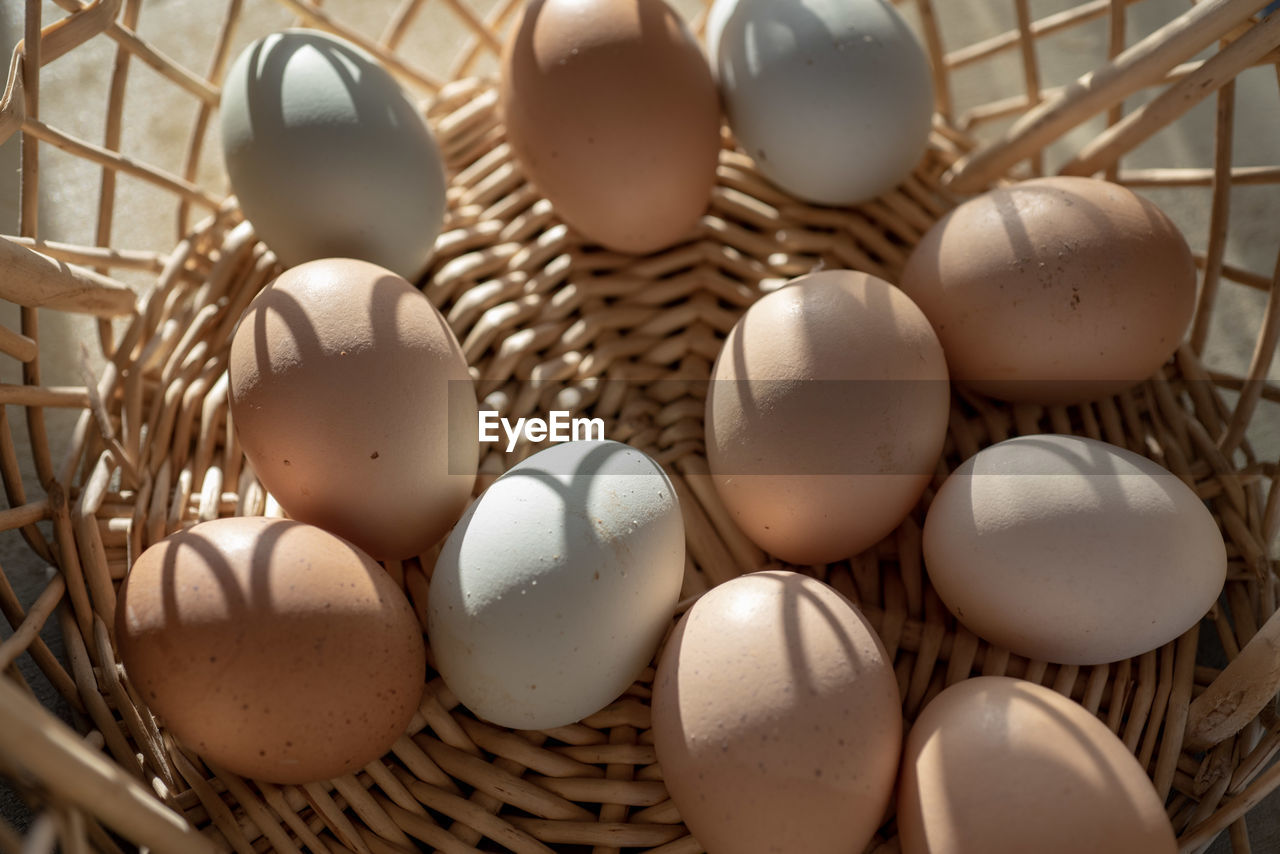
[707,0,934,205]
[923,435,1227,665]
[427,440,685,730]
[220,29,446,281]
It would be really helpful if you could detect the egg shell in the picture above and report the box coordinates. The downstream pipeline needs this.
[220,29,446,281]
[898,676,1178,854]
[228,258,478,561]
[922,434,1226,665]
[899,176,1196,403]
[652,570,901,854]
[705,269,950,564]
[427,440,685,730]
[114,517,426,784]
[500,0,721,254]
[707,0,934,205]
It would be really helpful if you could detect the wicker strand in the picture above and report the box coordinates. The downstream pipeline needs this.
[1219,253,1280,457]
[944,0,1140,69]
[46,0,218,104]
[1190,77,1238,355]
[93,0,142,365]
[1060,11,1280,177]
[947,0,1273,190]
[177,0,245,240]
[0,677,214,854]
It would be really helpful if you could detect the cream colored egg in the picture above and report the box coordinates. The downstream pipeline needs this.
[923,434,1226,664]
[899,677,1177,854]
[653,571,901,854]
[705,270,950,564]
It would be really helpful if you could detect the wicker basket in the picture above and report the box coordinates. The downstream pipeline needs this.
[1,0,1278,851]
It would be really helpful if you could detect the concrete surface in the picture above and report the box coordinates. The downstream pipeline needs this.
[0,1,1276,851]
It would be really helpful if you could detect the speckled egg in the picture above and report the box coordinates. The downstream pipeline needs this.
[228,258,478,561]
[899,176,1196,403]
[115,516,426,784]
[428,440,685,730]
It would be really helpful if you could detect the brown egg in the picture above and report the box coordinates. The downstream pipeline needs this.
[500,0,720,254]
[898,677,1177,854]
[705,270,950,565]
[652,571,901,854]
[899,176,1196,403]
[228,258,477,560]
[115,517,426,784]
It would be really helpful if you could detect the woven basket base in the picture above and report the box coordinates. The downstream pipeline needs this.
[61,76,1279,853]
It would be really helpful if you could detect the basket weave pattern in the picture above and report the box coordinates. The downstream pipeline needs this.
[0,1,1278,852]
